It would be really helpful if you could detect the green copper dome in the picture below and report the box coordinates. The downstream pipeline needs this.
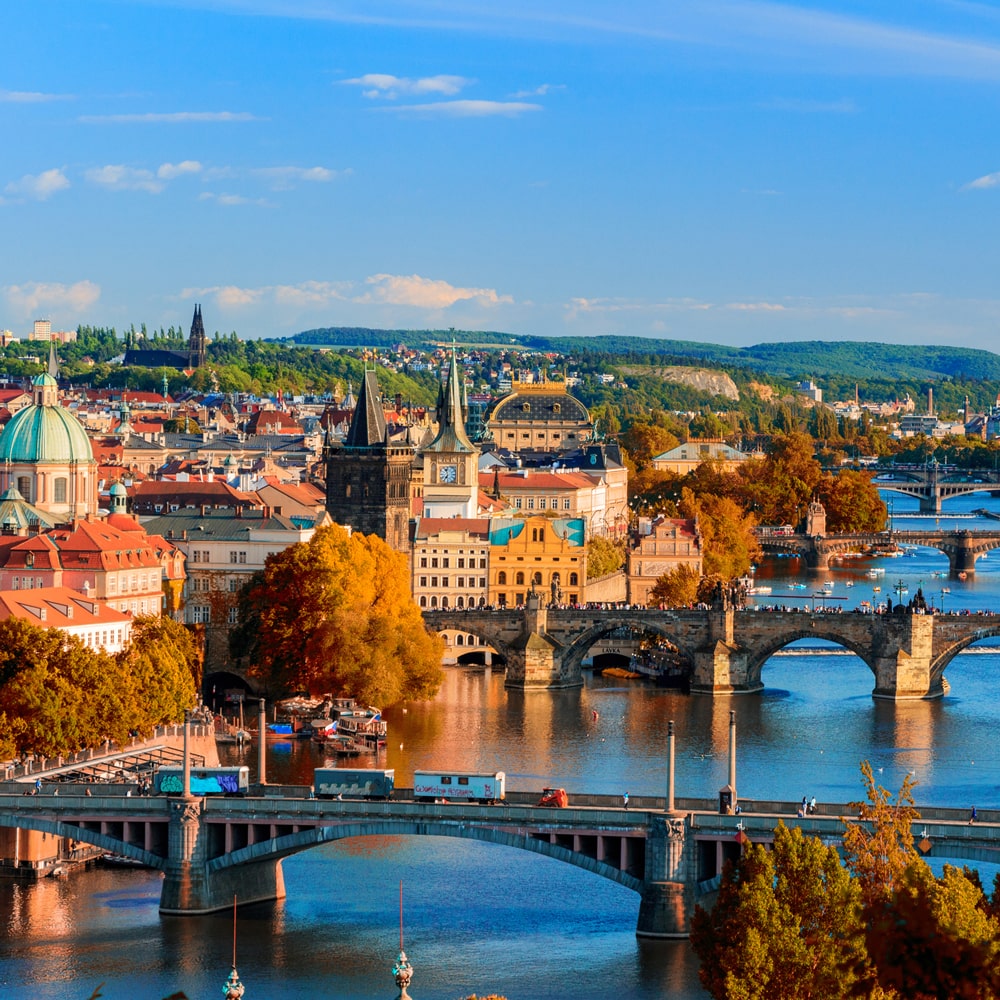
[0,396,94,464]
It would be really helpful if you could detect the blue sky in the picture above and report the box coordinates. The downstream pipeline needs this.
[2,0,1000,349]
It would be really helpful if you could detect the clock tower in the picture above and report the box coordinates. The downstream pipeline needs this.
[421,348,479,518]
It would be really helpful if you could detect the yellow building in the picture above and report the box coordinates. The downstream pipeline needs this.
[489,515,586,607]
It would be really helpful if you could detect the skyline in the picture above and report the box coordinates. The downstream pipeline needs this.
[2,1,999,348]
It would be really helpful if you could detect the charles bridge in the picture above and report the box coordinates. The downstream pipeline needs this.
[423,598,1000,697]
[3,781,1000,938]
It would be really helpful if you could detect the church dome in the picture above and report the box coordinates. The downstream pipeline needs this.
[0,392,94,464]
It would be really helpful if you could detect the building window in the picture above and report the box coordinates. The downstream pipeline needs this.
[479,558,487,569]
[17,476,30,501]
[229,578,240,592]
[457,597,464,609]
[515,571,525,585]
[563,499,571,510]
[443,558,450,568]
[538,498,546,510]
[533,572,543,585]
[54,478,68,503]
[514,498,522,509]
[569,573,578,586]
[420,595,427,607]
[498,571,507,585]
[527,498,535,509]
[230,551,238,563]
[431,558,439,568]
[442,596,449,608]
[420,576,427,587]
[192,606,211,624]
[421,557,428,568]
[238,551,247,564]
[458,558,465,569]
[430,596,438,608]
[228,607,239,624]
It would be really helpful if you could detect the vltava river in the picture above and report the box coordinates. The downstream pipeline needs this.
[4,493,1000,999]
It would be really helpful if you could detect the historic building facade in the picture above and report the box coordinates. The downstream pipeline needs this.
[626,517,702,606]
[488,515,587,608]
[486,379,593,452]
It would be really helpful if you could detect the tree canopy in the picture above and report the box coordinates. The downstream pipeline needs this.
[0,615,200,758]
[232,524,444,706]
[693,763,1000,1000]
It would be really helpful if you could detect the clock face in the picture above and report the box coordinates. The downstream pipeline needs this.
[439,465,457,483]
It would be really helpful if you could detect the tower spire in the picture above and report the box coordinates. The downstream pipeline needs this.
[47,337,59,379]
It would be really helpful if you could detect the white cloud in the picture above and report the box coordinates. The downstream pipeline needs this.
[182,284,267,308]
[725,301,786,311]
[3,168,70,201]
[157,160,203,179]
[0,89,72,103]
[274,281,350,306]
[963,170,1000,190]
[85,165,164,193]
[359,273,512,308]
[198,191,271,206]
[341,74,472,99]
[509,83,563,98]
[4,280,100,318]
[379,100,542,118]
[252,166,342,189]
[78,111,260,123]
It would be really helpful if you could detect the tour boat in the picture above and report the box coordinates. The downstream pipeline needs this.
[330,700,388,750]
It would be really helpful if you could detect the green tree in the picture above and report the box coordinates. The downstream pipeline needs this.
[691,824,870,1000]
[587,536,625,578]
[233,525,443,705]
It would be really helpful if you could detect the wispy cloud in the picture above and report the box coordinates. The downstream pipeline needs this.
[725,301,786,311]
[341,73,472,99]
[85,165,165,193]
[378,100,542,118]
[962,170,1000,190]
[4,280,100,317]
[157,160,203,179]
[360,273,512,308]
[0,89,73,103]
[509,83,564,98]
[4,168,70,201]
[186,274,510,311]
[78,111,260,124]
[251,166,343,189]
[198,191,272,207]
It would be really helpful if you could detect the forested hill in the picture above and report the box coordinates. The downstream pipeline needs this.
[281,328,1000,381]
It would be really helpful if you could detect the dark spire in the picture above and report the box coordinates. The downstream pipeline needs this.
[345,368,387,447]
[425,348,475,454]
[491,465,501,500]
[188,303,207,369]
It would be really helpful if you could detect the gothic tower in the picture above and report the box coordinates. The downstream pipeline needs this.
[421,348,480,518]
[324,367,413,552]
[188,304,207,369]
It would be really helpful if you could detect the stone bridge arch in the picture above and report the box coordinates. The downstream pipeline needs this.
[0,812,165,869]
[744,628,878,691]
[421,615,514,665]
[929,625,1000,689]
[208,818,644,894]
[560,617,697,677]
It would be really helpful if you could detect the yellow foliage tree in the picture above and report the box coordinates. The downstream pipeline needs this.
[234,524,443,705]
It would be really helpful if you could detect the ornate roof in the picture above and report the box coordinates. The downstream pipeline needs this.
[489,384,590,426]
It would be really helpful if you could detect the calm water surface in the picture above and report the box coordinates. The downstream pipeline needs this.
[5,493,1000,999]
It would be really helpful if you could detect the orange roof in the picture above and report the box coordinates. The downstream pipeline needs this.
[0,586,132,628]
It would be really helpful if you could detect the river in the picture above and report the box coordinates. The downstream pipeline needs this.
[4,492,1000,999]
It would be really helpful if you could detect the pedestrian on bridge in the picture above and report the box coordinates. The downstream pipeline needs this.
[971,806,978,824]
[623,791,629,810]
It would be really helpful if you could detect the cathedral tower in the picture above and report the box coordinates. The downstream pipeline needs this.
[188,304,207,369]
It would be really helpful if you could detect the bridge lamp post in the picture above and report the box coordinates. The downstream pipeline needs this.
[895,579,906,606]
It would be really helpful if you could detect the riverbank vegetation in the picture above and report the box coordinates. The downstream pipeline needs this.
[231,524,444,706]
[0,615,200,759]
[691,762,1000,999]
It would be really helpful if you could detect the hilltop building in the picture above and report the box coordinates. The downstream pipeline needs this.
[123,304,208,370]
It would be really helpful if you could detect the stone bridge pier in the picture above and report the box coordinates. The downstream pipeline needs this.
[159,796,286,915]
[637,815,693,938]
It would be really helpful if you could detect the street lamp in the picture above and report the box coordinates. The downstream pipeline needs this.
[940,590,947,614]
[895,579,906,605]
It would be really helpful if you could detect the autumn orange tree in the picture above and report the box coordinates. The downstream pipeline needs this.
[648,563,700,607]
[232,524,443,705]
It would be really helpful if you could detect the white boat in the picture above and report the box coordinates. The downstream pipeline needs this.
[750,585,772,595]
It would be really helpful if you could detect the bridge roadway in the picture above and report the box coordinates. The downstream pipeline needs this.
[2,786,998,937]
[424,601,1000,696]
[757,527,1000,576]
[870,464,1000,513]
